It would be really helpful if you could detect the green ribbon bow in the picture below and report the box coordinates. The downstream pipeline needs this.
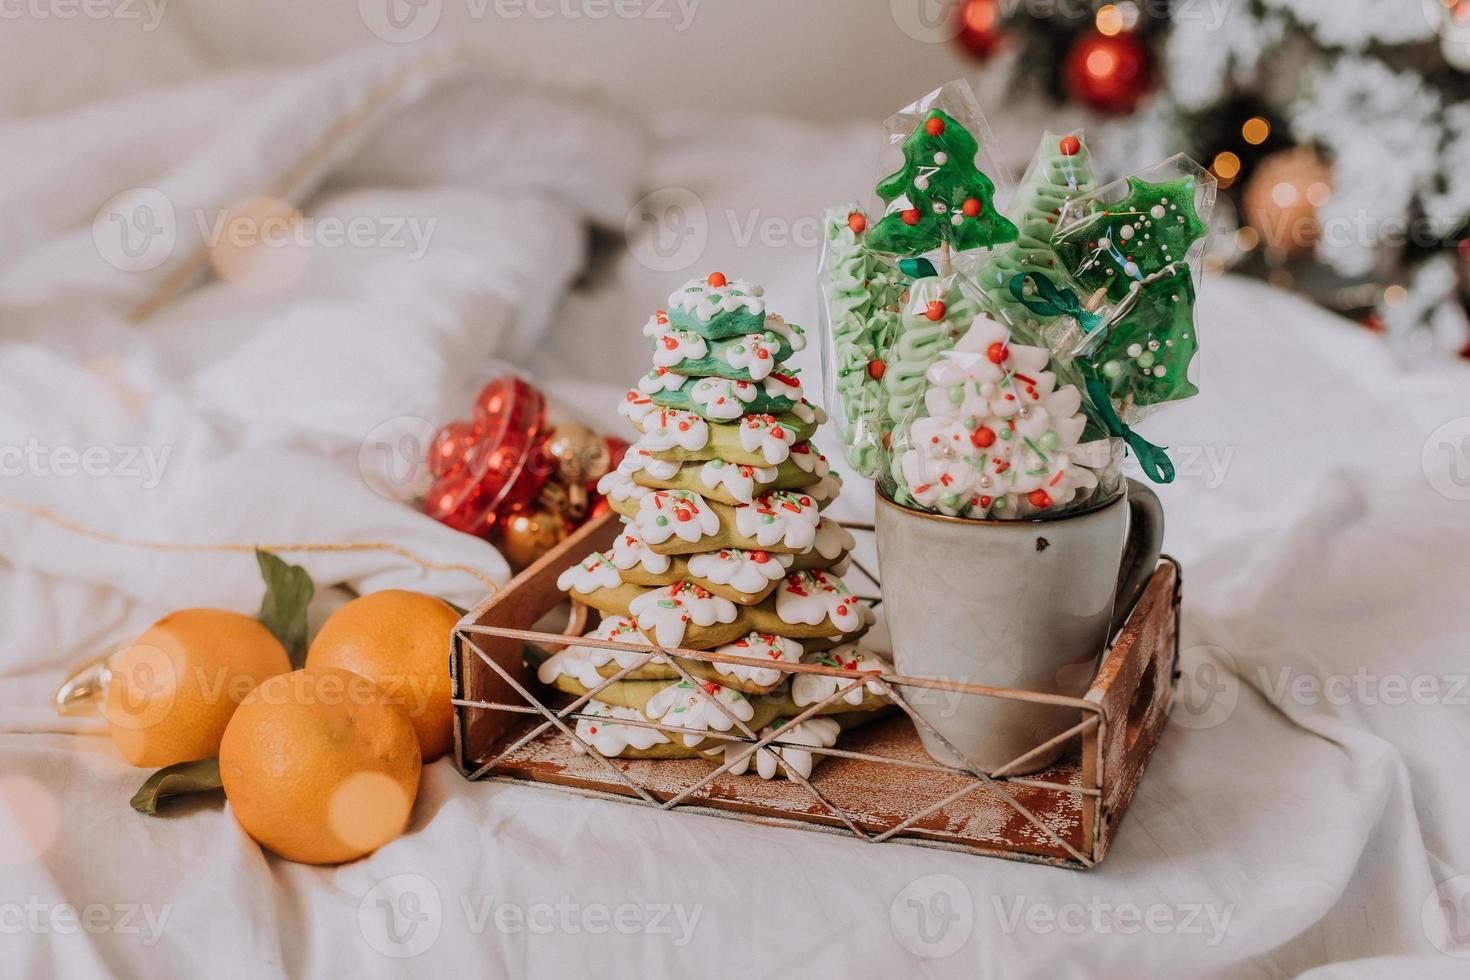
[1007,271,1176,485]
[898,257,937,279]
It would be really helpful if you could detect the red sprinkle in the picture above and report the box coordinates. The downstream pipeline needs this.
[707,272,727,287]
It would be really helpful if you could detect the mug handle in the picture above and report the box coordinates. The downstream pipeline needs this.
[1108,479,1166,637]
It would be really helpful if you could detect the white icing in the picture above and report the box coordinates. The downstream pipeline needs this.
[637,408,710,453]
[724,333,781,381]
[536,645,605,689]
[791,644,891,707]
[645,314,709,367]
[617,447,682,481]
[698,458,778,505]
[633,489,720,545]
[760,371,805,403]
[555,549,623,594]
[571,614,667,671]
[733,490,820,551]
[708,631,802,689]
[628,582,738,648]
[776,570,865,632]
[610,521,672,575]
[596,467,650,503]
[571,701,671,756]
[617,388,658,424]
[811,518,856,561]
[686,547,793,594]
[668,275,765,324]
[760,313,807,353]
[690,376,760,420]
[645,679,755,747]
[786,442,830,476]
[805,472,843,504]
[637,366,686,395]
[704,716,840,780]
[899,316,1098,518]
[738,414,798,465]
[790,401,824,425]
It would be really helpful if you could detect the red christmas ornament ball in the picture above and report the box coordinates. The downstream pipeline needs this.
[901,208,921,226]
[473,376,547,450]
[953,0,1003,60]
[1064,31,1151,116]
[961,198,982,218]
[428,419,479,478]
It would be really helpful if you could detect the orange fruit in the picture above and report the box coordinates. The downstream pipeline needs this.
[218,666,421,864]
[104,609,291,768]
[305,590,460,762]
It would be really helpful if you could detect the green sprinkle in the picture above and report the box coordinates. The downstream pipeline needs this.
[1039,431,1060,451]
[655,515,669,527]
[947,384,964,405]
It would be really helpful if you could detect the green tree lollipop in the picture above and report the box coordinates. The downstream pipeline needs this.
[1053,175,1208,303]
[866,109,1018,258]
[1090,265,1199,408]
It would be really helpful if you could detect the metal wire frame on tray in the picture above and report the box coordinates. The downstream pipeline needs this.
[451,520,1140,869]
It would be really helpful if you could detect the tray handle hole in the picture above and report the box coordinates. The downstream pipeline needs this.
[1125,659,1158,751]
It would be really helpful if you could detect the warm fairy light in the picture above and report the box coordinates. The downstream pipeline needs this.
[1271,181,1300,208]
[1096,4,1123,36]
[966,0,998,32]
[1085,47,1119,78]
[1306,181,1332,207]
[1212,151,1241,180]
[1115,1,1141,28]
[1384,285,1408,307]
[1235,227,1260,251]
[1241,117,1270,145]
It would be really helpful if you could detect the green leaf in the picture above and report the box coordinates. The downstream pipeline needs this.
[130,758,222,815]
[256,549,314,668]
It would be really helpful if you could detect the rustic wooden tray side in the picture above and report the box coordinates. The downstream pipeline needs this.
[452,512,1179,869]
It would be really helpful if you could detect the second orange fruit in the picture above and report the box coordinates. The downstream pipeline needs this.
[305,589,460,761]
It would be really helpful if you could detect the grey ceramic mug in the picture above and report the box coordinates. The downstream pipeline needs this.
[874,480,1163,774]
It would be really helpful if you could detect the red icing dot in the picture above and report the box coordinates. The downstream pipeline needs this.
[847,212,866,234]
[867,359,886,380]
[986,342,1008,364]
[961,198,982,218]
[971,426,996,449]
[925,301,947,321]
[925,115,946,136]
[661,336,678,350]
[901,208,921,226]
[752,551,769,564]
[1059,135,1081,156]
[678,421,690,431]
[1028,489,1054,509]
[707,272,727,288]
[757,349,770,359]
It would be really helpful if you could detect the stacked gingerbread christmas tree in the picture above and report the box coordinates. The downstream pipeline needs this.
[539,272,890,780]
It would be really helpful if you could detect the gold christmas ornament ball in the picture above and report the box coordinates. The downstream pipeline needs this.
[1241,148,1332,260]
[543,424,612,485]
[500,508,566,568]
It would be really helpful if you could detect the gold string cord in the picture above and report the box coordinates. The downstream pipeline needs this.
[0,496,501,593]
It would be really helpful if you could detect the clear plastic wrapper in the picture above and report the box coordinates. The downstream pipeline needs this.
[1046,154,1217,424]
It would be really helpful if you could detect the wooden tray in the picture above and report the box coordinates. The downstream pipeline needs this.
[451,512,1180,869]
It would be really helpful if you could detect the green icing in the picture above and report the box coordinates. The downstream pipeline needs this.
[822,206,908,478]
[1088,265,1200,408]
[1052,176,1209,304]
[978,132,1098,327]
[866,109,1017,257]
[648,374,801,421]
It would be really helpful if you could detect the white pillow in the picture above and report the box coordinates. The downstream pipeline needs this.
[0,0,203,118]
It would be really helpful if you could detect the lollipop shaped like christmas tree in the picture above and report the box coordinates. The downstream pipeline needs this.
[866,110,1018,270]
